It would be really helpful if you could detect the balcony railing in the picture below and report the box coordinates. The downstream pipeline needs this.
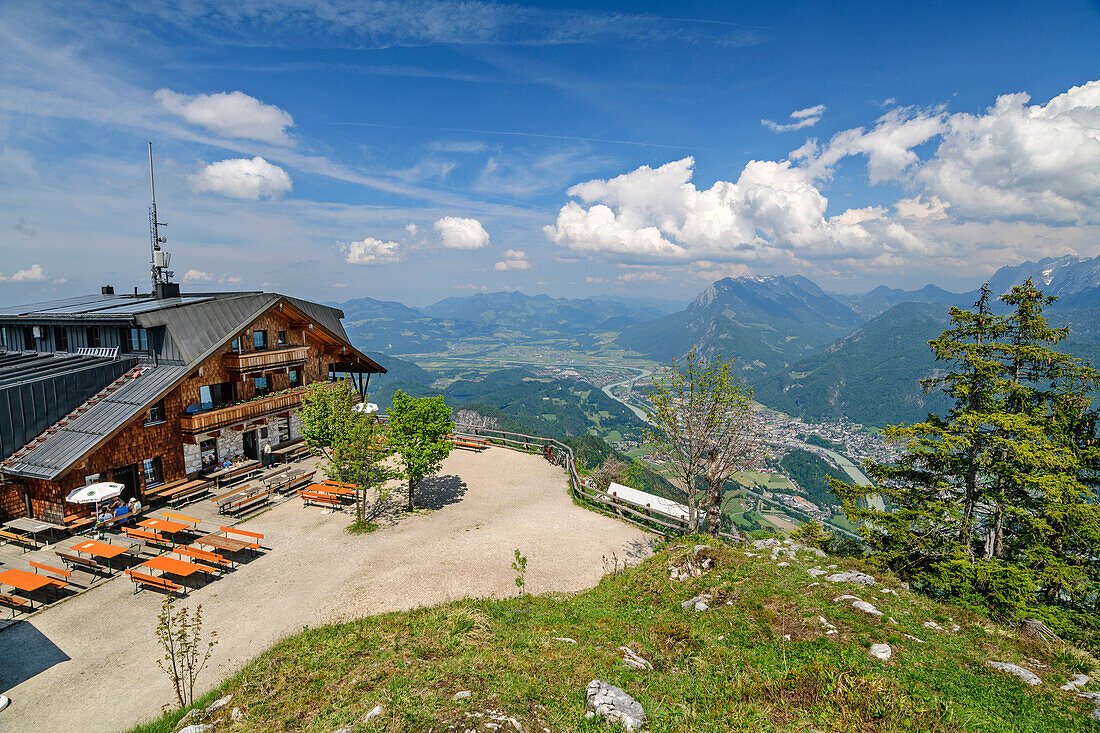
[179,386,306,434]
[222,345,309,374]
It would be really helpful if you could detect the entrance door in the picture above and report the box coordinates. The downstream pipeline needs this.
[242,430,259,460]
[112,464,139,501]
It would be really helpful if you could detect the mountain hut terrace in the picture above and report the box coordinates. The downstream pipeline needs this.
[0,287,384,524]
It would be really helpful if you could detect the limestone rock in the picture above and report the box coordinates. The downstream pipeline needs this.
[752,539,781,550]
[585,680,646,732]
[176,727,211,733]
[903,634,926,644]
[776,562,790,567]
[364,704,385,721]
[620,647,653,671]
[869,643,892,660]
[681,594,711,612]
[923,621,943,631]
[454,690,473,700]
[852,601,883,616]
[230,707,244,722]
[826,571,875,586]
[206,695,232,713]
[987,661,1041,686]
[807,568,828,577]
[1060,674,1090,692]
[173,710,205,732]
[833,594,862,603]
[552,637,577,644]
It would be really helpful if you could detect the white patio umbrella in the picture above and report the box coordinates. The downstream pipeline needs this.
[65,482,124,505]
[66,482,125,535]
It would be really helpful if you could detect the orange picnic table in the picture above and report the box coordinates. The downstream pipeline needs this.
[140,518,189,536]
[307,482,356,496]
[71,539,129,572]
[0,568,53,610]
[141,555,209,579]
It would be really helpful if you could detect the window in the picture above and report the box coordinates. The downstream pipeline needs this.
[253,330,268,350]
[260,426,269,440]
[199,439,218,469]
[230,337,240,352]
[277,417,291,443]
[198,382,235,409]
[122,327,148,353]
[276,330,288,346]
[288,368,301,387]
[254,375,270,397]
[0,326,7,349]
[145,399,165,424]
[23,325,37,350]
[54,326,68,351]
[86,326,100,348]
[141,456,164,488]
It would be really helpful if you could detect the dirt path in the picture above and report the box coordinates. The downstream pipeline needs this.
[0,448,652,733]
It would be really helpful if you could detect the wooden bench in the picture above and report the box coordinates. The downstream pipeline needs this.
[125,569,182,596]
[175,545,230,569]
[0,529,37,552]
[123,527,174,550]
[161,511,200,527]
[159,479,213,508]
[220,526,264,556]
[0,592,28,618]
[287,470,316,493]
[221,526,263,545]
[29,560,71,597]
[142,476,190,500]
[64,512,95,534]
[226,490,272,517]
[299,489,346,508]
[55,551,106,580]
[97,510,137,532]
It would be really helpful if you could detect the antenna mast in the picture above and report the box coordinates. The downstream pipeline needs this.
[148,142,172,292]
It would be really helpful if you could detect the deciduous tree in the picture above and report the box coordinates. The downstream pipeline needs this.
[387,390,454,511]
[645,349,766,536]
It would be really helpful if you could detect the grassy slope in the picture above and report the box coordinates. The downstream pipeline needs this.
[133,540,1098,733]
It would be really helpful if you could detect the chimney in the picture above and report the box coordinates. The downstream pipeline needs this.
[101,285,115,295]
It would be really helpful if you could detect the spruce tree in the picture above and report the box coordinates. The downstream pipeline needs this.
[834,280,1100,647]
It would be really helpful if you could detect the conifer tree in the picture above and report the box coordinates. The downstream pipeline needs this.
[834,280,1100,645]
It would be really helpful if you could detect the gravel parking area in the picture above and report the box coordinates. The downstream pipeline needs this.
[0,447,653,733]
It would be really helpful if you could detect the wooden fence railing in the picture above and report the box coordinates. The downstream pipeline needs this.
[450,421,741,543]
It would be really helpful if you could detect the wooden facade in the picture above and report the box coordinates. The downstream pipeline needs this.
[0,298,379,523]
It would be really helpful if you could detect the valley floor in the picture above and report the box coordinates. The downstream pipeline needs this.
[0,448,652,733]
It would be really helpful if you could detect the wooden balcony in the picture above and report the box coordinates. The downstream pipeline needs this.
[179,387,306,435]
[222,345,309,374]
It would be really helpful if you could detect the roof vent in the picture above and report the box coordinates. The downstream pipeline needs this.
[101,285,115,295]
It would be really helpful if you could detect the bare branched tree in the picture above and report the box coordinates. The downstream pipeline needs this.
[645,349,766,535]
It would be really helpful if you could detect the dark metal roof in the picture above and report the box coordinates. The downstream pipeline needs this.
[0,352,120,388]
[0,293,218,322]
[1,364,189,480]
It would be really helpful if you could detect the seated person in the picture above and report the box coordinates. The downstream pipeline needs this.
[220,457,232,469]
[96,510,113,526]
[128,498,142,515]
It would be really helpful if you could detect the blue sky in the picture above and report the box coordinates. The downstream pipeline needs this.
[1,1,1098,306]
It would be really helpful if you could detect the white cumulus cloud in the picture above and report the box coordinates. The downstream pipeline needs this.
[544,157,925,267]
[0,263,52,282]
[155,89,295,145]
[493,249,531,271]
[183,269,213,282]
[189,157,292,200]
[434,216,490,249]
[343,237,402,265]
[762,104,826,132]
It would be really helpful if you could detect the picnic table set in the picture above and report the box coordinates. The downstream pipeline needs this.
[0,507,267,613]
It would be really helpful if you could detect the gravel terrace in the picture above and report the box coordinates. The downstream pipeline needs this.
[0,447,653,733]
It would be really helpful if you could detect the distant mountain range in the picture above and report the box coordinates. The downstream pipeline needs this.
[616,275,862,373]
[337,254,1100,427]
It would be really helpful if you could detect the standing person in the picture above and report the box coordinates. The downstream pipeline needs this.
[262,440,273,469]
